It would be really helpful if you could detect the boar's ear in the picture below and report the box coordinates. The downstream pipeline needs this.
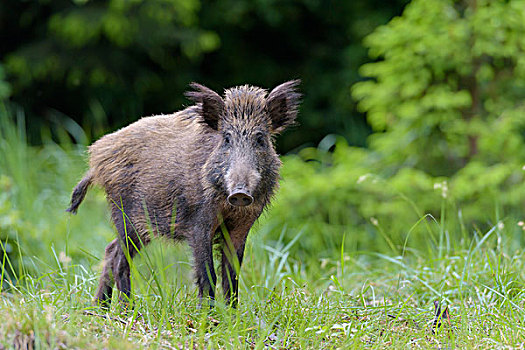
[267,80,301,134]
[185,83,225,130]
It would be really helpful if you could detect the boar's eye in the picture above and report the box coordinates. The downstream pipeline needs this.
[224,133,232,145]
[255,132,266,147]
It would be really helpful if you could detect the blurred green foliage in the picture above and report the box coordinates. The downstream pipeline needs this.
[0,65,10,100]
[0,106,114,281]
[0,0,407,151]
[262,0,525,258]
[2,0,219,141]
[353,0,525,221]
[353,0,525,176]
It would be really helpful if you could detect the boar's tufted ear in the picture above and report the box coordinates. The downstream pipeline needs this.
[267,80,301,134]
[185,83,225,130]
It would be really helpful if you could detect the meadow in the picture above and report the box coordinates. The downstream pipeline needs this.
[2,0,525,348]
[1,110,525,349]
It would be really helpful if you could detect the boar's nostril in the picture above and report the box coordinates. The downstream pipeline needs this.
[241,196,253,206]
[227,191,254,207]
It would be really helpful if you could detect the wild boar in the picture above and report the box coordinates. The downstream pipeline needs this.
[67,80,300,307]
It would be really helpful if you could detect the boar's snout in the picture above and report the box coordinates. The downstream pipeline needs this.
[227,187,254,207]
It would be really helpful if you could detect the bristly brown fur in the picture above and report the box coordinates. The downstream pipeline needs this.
[67,80,301,308]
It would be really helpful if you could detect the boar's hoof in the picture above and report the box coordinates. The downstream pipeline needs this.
[227,190,254,207]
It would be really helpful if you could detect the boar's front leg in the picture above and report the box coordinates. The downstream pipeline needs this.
[221,241,245,307]
[221,216,257,307]
[188,217,217,306]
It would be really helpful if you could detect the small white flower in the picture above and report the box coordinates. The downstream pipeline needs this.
[370,217,378,226]
[59,251,72,265]
[522,165,525,171]
[357,174,369,184]
[497,221,504,230]
[434,181,448,198]
[518,221,524,227]
[442,181,448,198]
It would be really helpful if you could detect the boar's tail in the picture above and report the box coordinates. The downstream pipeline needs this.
[66,170,94,215]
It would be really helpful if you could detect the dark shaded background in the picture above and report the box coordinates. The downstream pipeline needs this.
[0,0,407,152]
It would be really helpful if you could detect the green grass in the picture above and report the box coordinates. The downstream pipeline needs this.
[1,111,525,348]
[2,225,525,348]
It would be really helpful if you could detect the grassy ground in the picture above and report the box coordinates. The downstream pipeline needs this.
[2,221,525,349]
[1,113,525,348]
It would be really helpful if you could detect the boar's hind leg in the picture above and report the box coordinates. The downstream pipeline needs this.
[94,237,139,308]
[110,201,143,305]
[112,242,136,304]
[95,238,119,308]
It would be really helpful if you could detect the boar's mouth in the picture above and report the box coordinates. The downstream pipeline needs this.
[227,187,254,207]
